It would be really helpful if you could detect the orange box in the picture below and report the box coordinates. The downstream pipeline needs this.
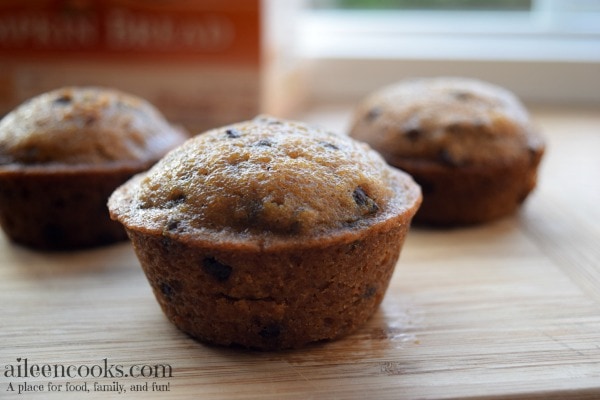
[0,0,261,133]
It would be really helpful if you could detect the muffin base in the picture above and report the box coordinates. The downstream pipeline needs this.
[126,218,412,350]
[0,166,143,250]
[389,151,543,226]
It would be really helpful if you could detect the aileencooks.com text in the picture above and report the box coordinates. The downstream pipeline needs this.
[3,358,173,379]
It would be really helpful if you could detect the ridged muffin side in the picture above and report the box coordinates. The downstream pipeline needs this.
[0,87,186,249]
[350,77,544,225]
[109,116,421,349]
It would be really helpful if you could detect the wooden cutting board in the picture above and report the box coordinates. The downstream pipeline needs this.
[1,107,599,399]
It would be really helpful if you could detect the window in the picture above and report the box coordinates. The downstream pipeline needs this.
[300,0,600,61]
[310,0,532,11]
[288,0,600,104]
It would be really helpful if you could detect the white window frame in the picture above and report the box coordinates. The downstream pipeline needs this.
[290,0,600,105]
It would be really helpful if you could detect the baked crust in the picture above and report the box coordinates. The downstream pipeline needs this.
[0,87,186,249]
[109,116,422,349]
[350,77,545,225]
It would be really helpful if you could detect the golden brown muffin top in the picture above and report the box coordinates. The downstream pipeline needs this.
[349,77,544,167]
[0,87,186,167]
[109,116,421,249]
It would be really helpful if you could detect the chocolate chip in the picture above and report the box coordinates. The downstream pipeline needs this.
[405,128,421,141]
[353,187,369,206]
[353,187,379,214]
[245,199,263,224]
[160,282,175,300]
[225,128,241,138]
[365,107,382,122]
[451,90,473,101]
[438,149,460,167]
[256,139,272,147]
[202,257,233,282]
[172,193,186,204]
[164,193,186,208]
[320,141,339,150]
[291,220,303,234]
[84,115,96,126]
[166,220,179,231]
[54,94,72,105]
[446,123,463,134]
[363,286,377,299]
[159,280,181,301]
[259,324,281,339]
[346,240,362,254]
[160,236,173,251]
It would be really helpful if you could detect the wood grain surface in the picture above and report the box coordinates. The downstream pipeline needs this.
[1,106,599,399]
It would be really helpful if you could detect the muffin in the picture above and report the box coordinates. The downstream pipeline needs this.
[109,115,421,350]
[349,77,545,226]
[0,87,187,250]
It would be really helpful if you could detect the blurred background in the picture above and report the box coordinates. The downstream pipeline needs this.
[1,0,599,132]
[283,0,600,107]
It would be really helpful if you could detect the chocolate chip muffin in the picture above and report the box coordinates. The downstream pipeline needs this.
[0,87,187,249]
[349,77,545,226]
[109,115,421,350]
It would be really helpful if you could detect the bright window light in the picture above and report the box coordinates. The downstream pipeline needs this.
[299,0,600,61]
